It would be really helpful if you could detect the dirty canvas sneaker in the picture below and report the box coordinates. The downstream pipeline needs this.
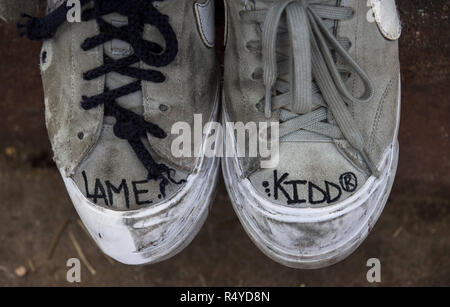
[19,0,220,265]
[223,0,401,268]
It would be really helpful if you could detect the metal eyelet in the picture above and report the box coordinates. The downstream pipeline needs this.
[159,104,169,112]
[255,101,263,112]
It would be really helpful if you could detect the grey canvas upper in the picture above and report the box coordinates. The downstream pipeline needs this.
[40,0,220,210]
[224,0,401,206]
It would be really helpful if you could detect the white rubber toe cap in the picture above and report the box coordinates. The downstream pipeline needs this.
[224,139,398,269]
[62,152,219,265]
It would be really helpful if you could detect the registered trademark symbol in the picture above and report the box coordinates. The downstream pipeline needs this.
[339,172,358,192]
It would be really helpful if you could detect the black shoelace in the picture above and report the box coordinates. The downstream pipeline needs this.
[18,0,185,197]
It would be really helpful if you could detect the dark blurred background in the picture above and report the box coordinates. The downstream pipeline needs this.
[0,0,448,286]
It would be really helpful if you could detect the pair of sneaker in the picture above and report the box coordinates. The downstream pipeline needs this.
[19,0,401,269]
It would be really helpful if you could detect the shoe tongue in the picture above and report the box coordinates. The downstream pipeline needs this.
[103,14,132,60]
[102,13,144,117]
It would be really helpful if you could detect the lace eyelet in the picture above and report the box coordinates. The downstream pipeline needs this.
[255,100,265,112]
[250,68,263,81]
[40,41,52,72]
[159,104,169,112]
[77,132,84,140]
[41,51,47,64]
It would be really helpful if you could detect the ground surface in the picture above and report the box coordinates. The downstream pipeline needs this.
[0,0,448,286]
